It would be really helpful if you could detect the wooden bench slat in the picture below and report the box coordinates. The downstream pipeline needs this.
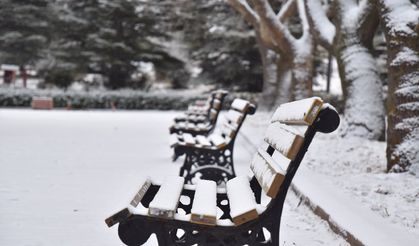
[264,122,304,160]
[212,99,222,110]
[209,108,218,121]
[105,179,152,227]
[226,176,258,225]
[221,123,237,138]
[251,149,287,198]
[230,98,249,112]
[149,176,184,219]
[209,134,227,148]
[195,135,212,147]
[271,97,323,125]
[182,133,196,146]
[130,178,153,207]
[225,110,243,124]
[191,180,217,226]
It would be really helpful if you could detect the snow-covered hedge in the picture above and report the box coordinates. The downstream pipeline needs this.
[0,88,258,110]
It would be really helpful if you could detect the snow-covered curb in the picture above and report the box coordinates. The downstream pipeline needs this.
[238,127,419,246]
[292,166,419,246]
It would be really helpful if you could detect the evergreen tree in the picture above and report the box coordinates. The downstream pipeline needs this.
[0,0,53,86]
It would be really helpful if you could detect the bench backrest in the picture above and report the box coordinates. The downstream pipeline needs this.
[218,98,256,145]
[207,90,229,125]
[250,97,337,199]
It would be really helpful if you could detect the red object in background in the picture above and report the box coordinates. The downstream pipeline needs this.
[3,70,15,84]
[31,97,53,110]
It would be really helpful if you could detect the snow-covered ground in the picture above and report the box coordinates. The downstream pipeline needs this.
[241,112,419,242]
[0,109,347,246]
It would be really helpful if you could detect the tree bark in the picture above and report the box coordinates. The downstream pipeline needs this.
[275,54,294,105]
[291,42,314,100]
[229,0,314,109]
[334,0,385,140]
[379,0,419,172]
[256,34,279,110]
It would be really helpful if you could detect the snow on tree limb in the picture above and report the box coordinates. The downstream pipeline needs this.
[227,0,260,26]
[305,0,335,47]
[251,0,295,55]
[276,0,297,22]
[381,0,419,37]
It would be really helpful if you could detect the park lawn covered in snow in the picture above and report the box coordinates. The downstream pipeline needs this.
[241,112,419,238]
[0,109,347,246]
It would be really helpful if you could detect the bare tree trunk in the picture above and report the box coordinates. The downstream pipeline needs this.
[257,35,279,110]
[275,55,294,105]
[334,0,385,140]
[379,0,419,172]
[292,43,314,100]
[229,0,314,108]
[326,52,332,93]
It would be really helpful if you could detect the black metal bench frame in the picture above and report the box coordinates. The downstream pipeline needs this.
[110,106,340,246]
[174,102,256,184]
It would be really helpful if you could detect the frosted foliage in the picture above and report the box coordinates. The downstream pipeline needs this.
[395,128,419,175]
[382,0,419,36]
[340,45,385,140]
[306,0,335,45]
[390,47,419,67]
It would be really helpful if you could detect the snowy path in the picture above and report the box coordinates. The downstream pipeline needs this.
[0,109,346,246]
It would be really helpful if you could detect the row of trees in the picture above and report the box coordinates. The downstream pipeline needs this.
[0,0,181,89]
[228,0,418,173]
[0,0,263,91]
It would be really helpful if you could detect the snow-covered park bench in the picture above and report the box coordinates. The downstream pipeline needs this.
[169,90,228,136]
[105,97,340,246]
[170,98,256,184]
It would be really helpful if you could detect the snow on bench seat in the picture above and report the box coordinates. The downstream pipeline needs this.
[264,122,304,160]
[251,149,287,198]
[271,97,323,125]
[231,98,250,112]
[182,133,196,146]
[209,134,227,148]
[226,176,258,225]
[149,176,184,219]
[191,180,217,226]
